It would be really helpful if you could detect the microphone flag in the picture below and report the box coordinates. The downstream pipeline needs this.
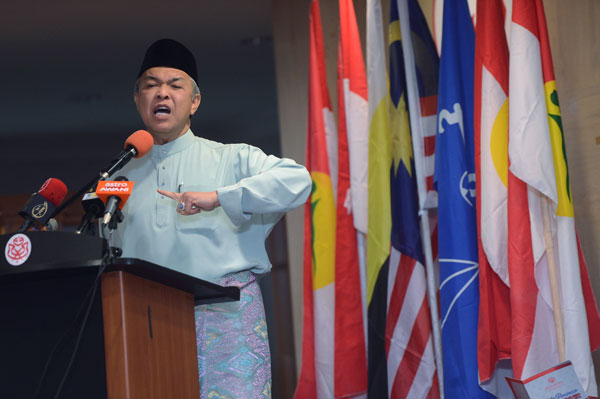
[95,180,135,210]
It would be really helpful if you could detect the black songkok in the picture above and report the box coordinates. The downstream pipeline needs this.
[137,38,198,82]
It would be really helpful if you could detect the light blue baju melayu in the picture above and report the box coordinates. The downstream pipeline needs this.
[111,129,311,398]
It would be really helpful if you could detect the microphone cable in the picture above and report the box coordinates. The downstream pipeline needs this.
[31,250,111,399]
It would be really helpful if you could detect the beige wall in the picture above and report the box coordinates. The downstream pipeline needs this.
[272,0,600,383]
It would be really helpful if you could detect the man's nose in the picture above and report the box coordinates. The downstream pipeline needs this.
[156,84,169,99]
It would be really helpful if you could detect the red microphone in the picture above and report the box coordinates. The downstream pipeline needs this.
[38,178,68,206]
[18,178,68,232]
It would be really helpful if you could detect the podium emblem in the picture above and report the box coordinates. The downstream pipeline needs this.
[5,234,32,266]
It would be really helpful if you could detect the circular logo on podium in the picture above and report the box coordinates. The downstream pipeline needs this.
[5,234,32,266]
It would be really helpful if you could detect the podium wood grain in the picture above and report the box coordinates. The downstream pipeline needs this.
[101,271,200,398]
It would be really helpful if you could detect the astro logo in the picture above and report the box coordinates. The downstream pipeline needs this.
[97,181,133,193]
[100,182,130,192]
[548,377,556,383]
[5,234,32,266]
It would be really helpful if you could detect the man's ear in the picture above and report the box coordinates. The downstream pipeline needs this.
[190,93,201,116]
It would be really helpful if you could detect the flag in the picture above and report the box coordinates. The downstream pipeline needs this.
[432,0,477,55]
[364,0,440,396]
[335,0,368,396]
[366,0,393,395]
[475,0,510,287]
[396,0,439,212]
[474,0,514,393]
[296,1,337,397]
[395,0,443,395]
[434,0,492,398]
[508,0,600,395]
[474,0,514,396]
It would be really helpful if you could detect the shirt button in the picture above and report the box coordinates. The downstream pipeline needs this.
[162,166,166,170]
[161,182,165,186]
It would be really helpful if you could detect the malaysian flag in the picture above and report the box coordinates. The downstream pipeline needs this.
[366,0,441,397]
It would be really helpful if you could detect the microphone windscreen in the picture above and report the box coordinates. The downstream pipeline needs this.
[38,178,68,206]
[46,218,59,231]
[125,130,153,158]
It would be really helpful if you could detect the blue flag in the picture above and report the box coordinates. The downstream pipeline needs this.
[434,0,492,398]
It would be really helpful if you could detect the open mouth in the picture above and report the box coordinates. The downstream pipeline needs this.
[153,105,171,116]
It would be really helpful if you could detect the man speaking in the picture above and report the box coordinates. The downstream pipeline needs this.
[113,38,311,398]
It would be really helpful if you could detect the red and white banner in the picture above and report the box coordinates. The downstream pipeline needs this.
[296,1,338,398]
[335,0,369,396]
[508,0,600,396]
[474,0,513,396]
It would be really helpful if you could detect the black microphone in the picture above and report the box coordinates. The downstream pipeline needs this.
[51,130,153,219]
[103,198,120,226]
[102,130,153,180]
[17,178,68,232]
[75,189,106,234]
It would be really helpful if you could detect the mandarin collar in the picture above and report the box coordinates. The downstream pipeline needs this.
[151,129,195,160]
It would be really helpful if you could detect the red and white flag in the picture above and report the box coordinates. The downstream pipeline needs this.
[296,1,338,397]
[508,0,600,395]
[335,0,369,396]
[474,0,513,396]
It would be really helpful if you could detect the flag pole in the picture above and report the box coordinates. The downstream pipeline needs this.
[542,196,566,362]
[420,208,445,393]
[397,0,444,395]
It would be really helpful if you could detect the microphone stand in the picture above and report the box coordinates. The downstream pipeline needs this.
[75,212,96,235]
[105,209,124,258]
[107,209,123,232]
[50,146,138,219]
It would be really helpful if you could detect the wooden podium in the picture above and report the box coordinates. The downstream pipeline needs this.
[0,231,239,398]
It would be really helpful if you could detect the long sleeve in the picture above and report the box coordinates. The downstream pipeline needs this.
[114,131,309,282]
[217,145,311,227]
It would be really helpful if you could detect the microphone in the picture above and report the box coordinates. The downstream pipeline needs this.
[51,130,152,219]
[95,177,135,227]
[17,178,68,232]
[75,189,106,234]
[102,130,154,180]
[45,218,59,231]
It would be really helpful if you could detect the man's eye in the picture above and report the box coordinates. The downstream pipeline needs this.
[171,85,181,89]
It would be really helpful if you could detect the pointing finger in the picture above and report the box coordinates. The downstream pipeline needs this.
[157,189,181,202]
